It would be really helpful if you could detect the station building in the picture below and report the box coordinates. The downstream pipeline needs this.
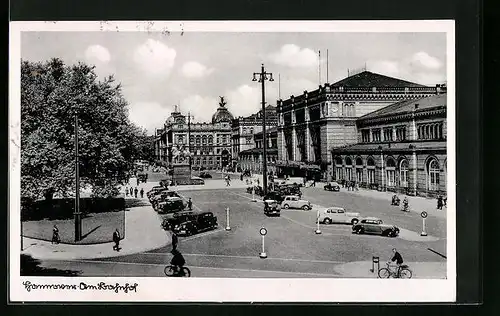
[238,127,278,175]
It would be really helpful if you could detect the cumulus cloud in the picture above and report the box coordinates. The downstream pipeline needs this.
[269,44,318,68]
[180,95,218,122]
[128,102,174,134]
[85,45,111,63]
[181,61,214,78]
[133,39,176,76]
[280,78,317,98]
[368,60,400,76]
[411,51,442,69]
[226,85,262,118]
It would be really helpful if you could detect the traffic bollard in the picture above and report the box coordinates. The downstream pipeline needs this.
[315,210,322,234]
[225,207,231,231]
[420,211,428,236]
[259,227,267,258]
[252,186,256,202]
[370,256,380,273]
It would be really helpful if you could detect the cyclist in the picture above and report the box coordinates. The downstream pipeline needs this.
[170,249,186,276]
[389,248,404,277]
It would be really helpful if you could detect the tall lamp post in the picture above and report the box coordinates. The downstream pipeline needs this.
[74,113,82,242]
[253,64,274,196]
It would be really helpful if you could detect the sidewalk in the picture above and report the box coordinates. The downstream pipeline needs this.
[333,261,447,279]
[21,201,170,260]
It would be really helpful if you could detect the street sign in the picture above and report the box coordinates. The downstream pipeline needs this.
[421,211,428,218]
[260,227,267,236]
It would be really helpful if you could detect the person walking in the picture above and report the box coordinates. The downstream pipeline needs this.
[125,187,129,197]
[437,195,443,210]
[51,225,60,244]
[140,188,144,198]
[171,230,178,252]
[134,187,138,198]
[129,187,133,196]
[112,228,121,251]
[136,177,140,186]
[187,197,193,211]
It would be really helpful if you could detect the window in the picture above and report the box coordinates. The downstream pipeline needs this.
[383,128,393,141]
[334,157,343,181]
[190,135,194,144]
[246,136,252,144]
[427,158,440,191]
[217,149,220,154]
[345,157,353,181]
[396,126,406,141]
[399,160,409,188]
[196,135,201,146]
[343,103,355,116]
[355,157,363,183]
[372,129,381,142]
[178,135,185,144]
[418,122,444,140]
[386,158,396,187]
[217,136,221,144]
[208,136,213,144]
[337,209,345,214]
[361,130,370,142]
[367,157,375,184]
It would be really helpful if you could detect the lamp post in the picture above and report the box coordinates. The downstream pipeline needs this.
[74,113,82,242]
[252,64,274,196]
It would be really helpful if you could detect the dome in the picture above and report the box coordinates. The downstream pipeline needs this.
[211,96,234,124]
[166,115,175,125]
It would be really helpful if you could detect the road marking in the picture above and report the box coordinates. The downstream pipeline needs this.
[61,259,340,277]
[143,252,344,264]
[427,248,447,259]
[230,192,262,202]
[181,228,225,242]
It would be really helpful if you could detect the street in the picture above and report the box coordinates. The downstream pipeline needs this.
[38,185,447,278]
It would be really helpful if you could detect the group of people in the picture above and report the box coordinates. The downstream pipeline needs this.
[340,179,359,191]
[391,194,410,211]
[125,186,144,198]
[437,195,447,210]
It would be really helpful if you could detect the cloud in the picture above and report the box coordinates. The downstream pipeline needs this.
[280,78,317,98]
[269,44,318,68]
[128,102,174,134]
[368,60,400,76]
[411,52,442,69]
[133,39,176,76]
[181,61,214,78]
[226,85,262,118]
[180,95,218,122]
[85,45,111,63]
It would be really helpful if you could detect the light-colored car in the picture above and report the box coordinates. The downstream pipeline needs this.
[318,207,360,225]
[282,195,311,210]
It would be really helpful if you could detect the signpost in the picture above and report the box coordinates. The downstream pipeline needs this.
[420,211,428,236]
[225,207,231,231]
[259,227,268,258]
[315,210,322,234]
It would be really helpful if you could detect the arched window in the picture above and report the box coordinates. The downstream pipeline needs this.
[427,158,440,191]
[345,157,353,181]
[196,135,201,146]
[386,158,396,187]
[399,160,409,188]
[366,157,375,184]
[355,157,363,183]
[334,157,343,181]
[208,135,213,144]
[202,135,207,145]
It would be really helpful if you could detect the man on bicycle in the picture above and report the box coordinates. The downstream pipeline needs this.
[389,248,404,277]
[170,249,186,276]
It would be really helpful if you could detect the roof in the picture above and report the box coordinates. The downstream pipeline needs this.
[330,71,427,88]
[240,148,278,155]
[335,141,446,153]
[360,93,447,120]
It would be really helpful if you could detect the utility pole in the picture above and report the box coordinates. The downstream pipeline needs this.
[74,114,82,242]
[188,111,192,170]
[253,64,274,196]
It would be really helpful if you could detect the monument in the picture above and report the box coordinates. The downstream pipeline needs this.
[171,145,193,185]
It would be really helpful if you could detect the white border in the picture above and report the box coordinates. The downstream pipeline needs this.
[9,20,456,302]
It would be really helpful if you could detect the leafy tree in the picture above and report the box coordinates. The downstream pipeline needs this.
[21,58,143,200]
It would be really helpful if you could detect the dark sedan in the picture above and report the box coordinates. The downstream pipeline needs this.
[352,217,399,237]
[324,182,341,192]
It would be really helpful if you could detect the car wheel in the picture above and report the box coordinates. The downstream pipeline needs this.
[356,227,364,234]
[302,205,310,211]
[324,218,331,224]
[351,218,359,225]
[283,204,289,209]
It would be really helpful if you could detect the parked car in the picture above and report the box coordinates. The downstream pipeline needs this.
[148,188,170,202]
[263,191,286,203]
[282,195,311,210]
[247,185,264,196]
[147,186,164,198]
[324,182,341,192]
[199,172,212,179]
[264,199,281,217]
[172,211,218,236]
[162,211,196,230]
[157,197,185,214]
[152,191,181,209]
[318,207,360,225]
[159,179,171,188]
[277,184,302,198]
[352,217,399,237]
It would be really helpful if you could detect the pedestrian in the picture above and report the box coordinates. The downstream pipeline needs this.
[134,187,138,198]
[240,174,244,181]
[140,188,144,198]
[171,230,178,251]
[129,187,133,196]
[187,197,193,211]
[51,224,60,244]
[136,177,140,186]
[112,228,121,251]
[125,187,129,197]
[443,196,447,207]
[312,178,316,187]
[437,195,443,210]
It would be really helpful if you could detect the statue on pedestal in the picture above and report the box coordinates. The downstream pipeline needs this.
[172,145,191,164]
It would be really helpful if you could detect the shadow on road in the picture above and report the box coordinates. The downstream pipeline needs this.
[80,225,102,241]
[20,254,82,276]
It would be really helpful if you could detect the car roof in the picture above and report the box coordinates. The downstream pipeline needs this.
[323,206,344,210]
[363,217,381,221]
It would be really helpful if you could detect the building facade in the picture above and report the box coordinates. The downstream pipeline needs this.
[276,70,447,180]
[333,93,447,197]
[154,97,234,170]
[231,105,277,168]
[238,127,278,174]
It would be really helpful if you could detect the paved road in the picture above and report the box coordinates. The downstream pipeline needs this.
[38,187,447,278]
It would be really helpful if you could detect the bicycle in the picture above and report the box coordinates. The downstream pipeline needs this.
[164,265,191,277]
[378,262,412,279]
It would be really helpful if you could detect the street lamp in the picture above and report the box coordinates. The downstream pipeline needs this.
[252,64,274,196]
[74,113,82,242]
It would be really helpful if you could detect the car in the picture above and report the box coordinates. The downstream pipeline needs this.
[352,217,400,237]
[162,211,196,230]
[147,186,164,198]
[318,207,361,225]
[264,199,281,216]
[277,184,302,198]
[324,182,341,192]
[199,172,212,179]
[172,211,218,236]
[263,191,286,203]
[282,195,311,210]
[157,196,185,214]
[247,185,264,196]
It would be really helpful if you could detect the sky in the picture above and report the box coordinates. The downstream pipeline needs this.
[21,32,447,135]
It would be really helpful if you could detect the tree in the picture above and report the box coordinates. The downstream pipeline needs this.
[21,58,143,200]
